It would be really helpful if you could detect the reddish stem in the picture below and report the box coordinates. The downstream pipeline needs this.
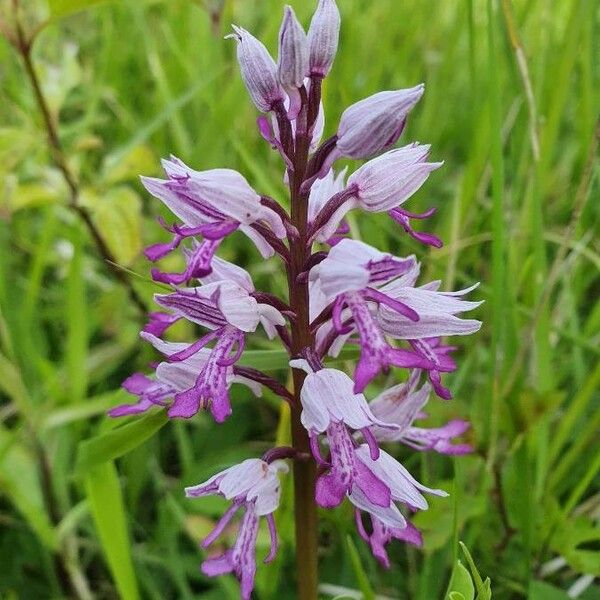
[286,85,320,600]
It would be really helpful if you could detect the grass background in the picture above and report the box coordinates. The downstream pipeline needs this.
[0,0,598,598]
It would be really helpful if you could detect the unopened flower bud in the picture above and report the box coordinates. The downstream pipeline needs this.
[278,6,309,90]
[307,0,340,77]
[228,25,285,112]
[347,144,442,212]
[337,85,425,158]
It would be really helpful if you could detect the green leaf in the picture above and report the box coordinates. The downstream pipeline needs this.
[550,513,600,576]
[446,560,475,600]
[102,145,156,185]
[528,581,570,600]
[0,128,38,174]
[76,409,168,473]
[0,428,58,550]
[0,354,31,416]
[42,388,130,430]
[90,186,143,265]
[85,461,139,600]
[6,182,61,212]
[460,542,492,599]
[345,535,375,600]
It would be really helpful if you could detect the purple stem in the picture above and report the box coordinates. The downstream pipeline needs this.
[233,366,295,403]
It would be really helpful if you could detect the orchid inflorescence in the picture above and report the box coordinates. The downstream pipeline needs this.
[110,1,481,597]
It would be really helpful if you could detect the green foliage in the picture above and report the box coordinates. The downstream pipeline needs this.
[0,0,598,598]
[48,0,113,18]
[346,535,376,600]
[446,561,475,600]
[445,542,492,600]
[85,461,140,600]
[76,408,169,472]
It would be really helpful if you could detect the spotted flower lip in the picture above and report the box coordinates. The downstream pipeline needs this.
[290,363,399,508]
[336,85,425,159]
[186,459,288,600]
[347,443,445,561]
[109,332,262,421]
[227,25,286,113]
[307,0,340,77]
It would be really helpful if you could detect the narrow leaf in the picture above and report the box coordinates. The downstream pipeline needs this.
[85,461,139,600]
[76,409,168,473]
[345,535,375,600]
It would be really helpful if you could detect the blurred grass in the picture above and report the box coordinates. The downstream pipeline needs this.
[0,0,598,598]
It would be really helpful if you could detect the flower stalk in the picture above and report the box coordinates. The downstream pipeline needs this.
[286,76,321,600]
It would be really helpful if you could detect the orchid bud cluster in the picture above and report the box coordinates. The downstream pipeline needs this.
[110,1,481,597]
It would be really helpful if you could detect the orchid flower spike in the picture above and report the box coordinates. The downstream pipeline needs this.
[117,0,481,591]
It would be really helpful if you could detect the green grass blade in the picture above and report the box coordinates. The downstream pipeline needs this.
[486,0,507,468]
[85,461,139,600]
[345,535,375,600]
[76,409,169,473]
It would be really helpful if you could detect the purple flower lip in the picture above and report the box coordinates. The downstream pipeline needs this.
[185,459,288,599]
